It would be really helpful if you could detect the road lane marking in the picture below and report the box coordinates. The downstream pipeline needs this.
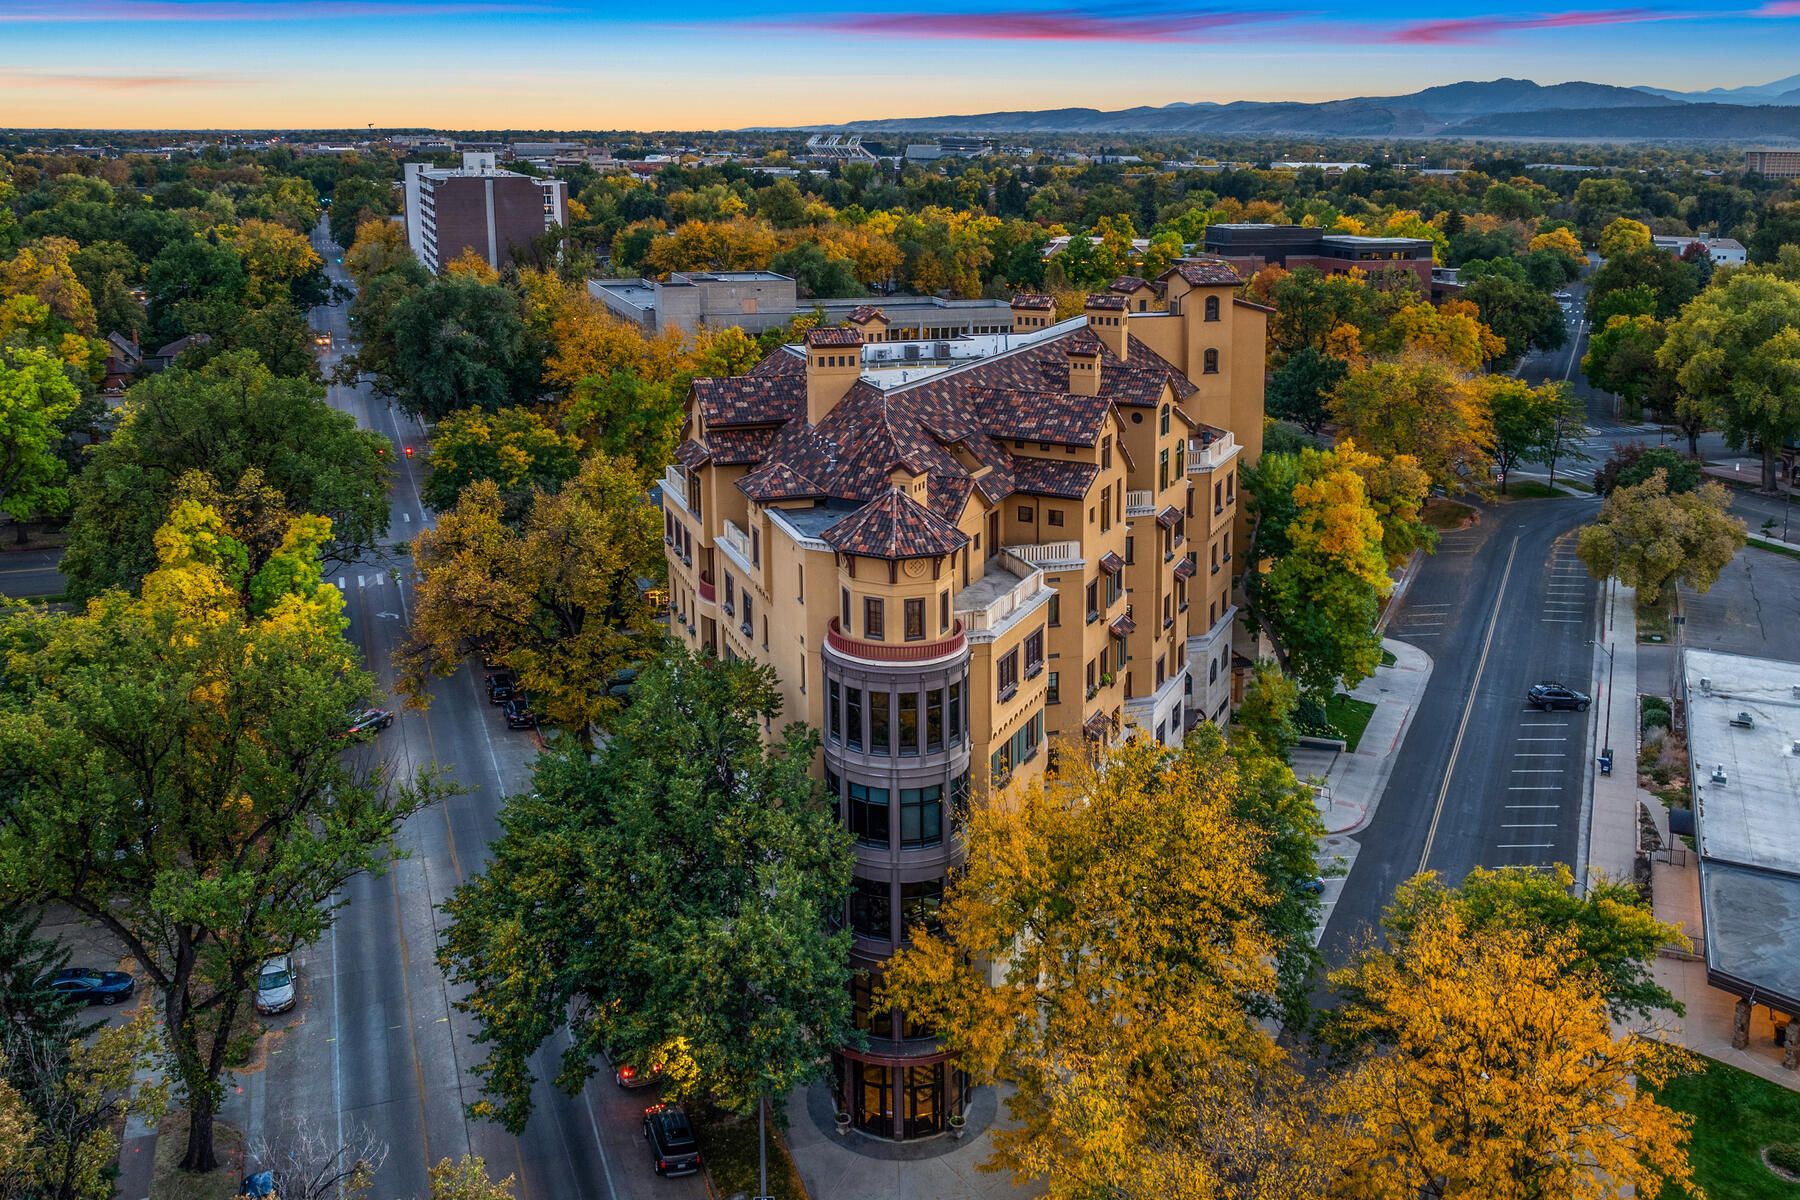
[1517,737,1567,742]
[1516,753,1566,757]
[403,512,411,523]
[1419,536,1519,873]
[1508,786,1562,791]
[357,574,366,588]
[1508,804,1559,809]
[336,576,346,589]
[1520,722,1567,727]
[1500,842,1554,849]
[1505,823,1556,828]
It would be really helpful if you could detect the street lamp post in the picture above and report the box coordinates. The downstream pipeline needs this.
[1589,638,1617,771]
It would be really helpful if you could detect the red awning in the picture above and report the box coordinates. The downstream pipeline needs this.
[1110,613,1137,636]
[1156,505,1182,529]
[1098,551,1125,575]
[1172,558,1196,579]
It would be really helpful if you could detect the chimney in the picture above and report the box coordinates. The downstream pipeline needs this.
[847,305,890,344]
[805,326,864,425]
[1084,292,1129,362]
[1010,292,1054,334]
[1066,343,1102,396]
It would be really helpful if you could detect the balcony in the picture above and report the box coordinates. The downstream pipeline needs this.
[719,518,756,575]
[1006,539,1084,569]
[955,550,1050,641]
[1186,428,1240,474]
[697,573,717,605]
[1125,489,1154,516]
[661,465,689,513]
[826,619,967,665]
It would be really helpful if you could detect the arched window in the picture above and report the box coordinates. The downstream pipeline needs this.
[1204,295,1220,322]
[1209,658,1219,683]
[1203,348,1219,375]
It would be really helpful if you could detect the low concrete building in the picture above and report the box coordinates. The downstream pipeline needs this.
[1682,648,1800,1068]
[1203,224,1439,295]
[588,272,1015,339]
[1651,235,1748,267]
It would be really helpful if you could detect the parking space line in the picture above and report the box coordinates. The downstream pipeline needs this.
[1508,786,1562,791]
[1507,803,1559,809]
[1504,823,1556,828]
[1516,752,1566,757]
[1499,842,1554,849]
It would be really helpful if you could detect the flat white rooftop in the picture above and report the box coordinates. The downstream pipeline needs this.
[1685,648,1800,872]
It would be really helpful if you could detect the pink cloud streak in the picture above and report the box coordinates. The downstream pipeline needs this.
[1383,7,1684,42]
[782,7,1303,42]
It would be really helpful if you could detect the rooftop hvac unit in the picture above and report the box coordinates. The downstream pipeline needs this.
[1793,685,1800,699]
[1700,677,1712,693]
[1792,740,1800,756]
[934,342,953,358]
[1711,764,1728,784]
[903,344,921,361]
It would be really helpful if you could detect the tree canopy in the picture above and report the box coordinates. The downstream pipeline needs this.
[1577,470,1746,604]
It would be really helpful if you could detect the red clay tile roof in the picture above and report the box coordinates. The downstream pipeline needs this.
[1098,551,1125,575]
[740,460,824,501]
[822,487,969,560]
[973,388,1111,447]
[1010,293,1054,310]
[693,375,804,429]
[1109,275,1153,294]
[806,326,864,348]
[1110,613,1137,636]
[1084,292,1128,311]
[705,427,778,465]
[1010,457,1098,500]
[674,439,711,469]
[1172,557,1196,579]
[1161,258,1243,287]
[751,347,805,378]
[845,305,888,324]
[1156,505,1182,529]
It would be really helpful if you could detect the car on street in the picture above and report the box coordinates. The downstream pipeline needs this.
[46,967,135,1006]
[642,1103,702,1176]
[484,670,516,704]
[313,331,332,348]
[255,955,297,1015]
[345,708,395,738]
[503,696,537,729]
[1527,681,1591,711]
[609,1047,665,1089]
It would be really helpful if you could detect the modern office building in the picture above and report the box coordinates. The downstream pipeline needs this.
[589,272,1016,339]
[1651,234,1748,266]
[402,151,567,274]
[1745,149,1800,178]
[659,262,1265,1140]
[1203,223,1438,293]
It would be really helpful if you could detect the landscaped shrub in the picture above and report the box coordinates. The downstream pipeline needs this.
[1769,1141,1800,1174]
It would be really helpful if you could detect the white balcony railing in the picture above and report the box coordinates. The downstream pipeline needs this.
[661,465,688,512]
[958,551,1048,635]
[1006,540,1084,568]
[1125,489,1154,515]
[720,519,755,572]
[1187,430,1240,473]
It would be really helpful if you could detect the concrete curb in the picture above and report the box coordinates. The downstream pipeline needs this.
[1330,636,1435,839]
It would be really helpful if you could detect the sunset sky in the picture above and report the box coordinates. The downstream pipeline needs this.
[1,0,1797,130]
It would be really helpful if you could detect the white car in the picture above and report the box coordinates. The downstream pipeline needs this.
[255,955,296,1015]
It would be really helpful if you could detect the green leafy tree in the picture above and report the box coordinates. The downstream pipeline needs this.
[144,235,246,344]
[562,368,683,474]
[0,503,433,1173]
[423,406,582,518]
[61,351,390,600]
[328,177,392,249]
[1487,378,1581,493]
[1265,346,1345,435]
[1462,273,1565,369]
[1587,247,1699,324]
[401,455,662,738]
[1233,660,1301,757]
[1596,217,1653,261]
[1584,313,1673,425]
[439,650,853,1131]
[1593,444,1701,497]
[1658,270,1800,491]
[388,274,543,422]
[0,906,93,1097]
[0,346,81,530]
[1577,470,1746,604]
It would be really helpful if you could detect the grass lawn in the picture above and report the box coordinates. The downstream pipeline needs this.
[150,1114,245,1200]
[1653,1059,1800,1199]
[1423,497,1478,530]
[1497,480,1563,500]
[1556,475,1595,492]
[694,1104,807,1200]
[1326,693,1377,753]
[1639,592,1673,643]
[1379,648,1397,667]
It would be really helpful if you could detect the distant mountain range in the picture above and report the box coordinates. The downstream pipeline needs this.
[798,77,1800,141]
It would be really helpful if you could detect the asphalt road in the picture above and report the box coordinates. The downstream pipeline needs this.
[0,547,66,598]
[220,223,705,1200]
[1319,495,1603,963]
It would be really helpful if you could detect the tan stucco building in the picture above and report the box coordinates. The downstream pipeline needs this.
[658,260,1267,1140]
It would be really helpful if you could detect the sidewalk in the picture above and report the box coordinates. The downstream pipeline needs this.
[1289,637,1434,836]
[1583,582,1641,887]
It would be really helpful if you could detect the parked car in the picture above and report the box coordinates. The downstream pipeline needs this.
[484,670,516,704]
[503,696,537,729]
[604,668,638,705]
[46,967,135,1006]
[345,708,395,738]
[609,1047,665,1089]
[642,1104,702,1176]
[255,955,296,1015]
[1527,681,1591,711]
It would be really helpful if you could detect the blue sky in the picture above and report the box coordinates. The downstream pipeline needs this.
[0,0,1796,129]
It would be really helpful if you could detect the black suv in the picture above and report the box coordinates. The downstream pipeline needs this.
[1527,681,1591,711]
[503,696,537,729]
[484,671,516,704]
[642,1104,701,1177]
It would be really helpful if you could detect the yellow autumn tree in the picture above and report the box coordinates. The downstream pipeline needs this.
[1529,226,1589,266]
[880,736,1292,1199]
[1378,299,1506,370]
[444,247,500,284]
[1327,905,1700,1200]
[1287,459,1389,591]
[1329,352,1496,494]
